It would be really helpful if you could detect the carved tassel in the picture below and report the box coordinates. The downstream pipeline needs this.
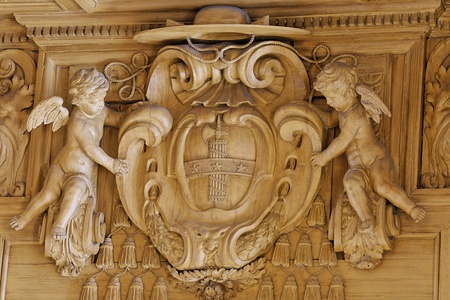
[318,236,337,267]
[303,276,321,300]
[281,276,298,300]
[257,276,275,300]
[150,277,168,300]
[294,233,313,267]
[80,277,98,300]
[126,277,144,300]
[113,204,131,228]
[142,241,160,269]
[327,275,344,300]
[307,196,327,227]
[119,236,137,269]
[271,234,290,267]
[96,237,114,269]
[104,276,121,300]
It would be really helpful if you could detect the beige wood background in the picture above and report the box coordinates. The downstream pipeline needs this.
[1,1,450,299]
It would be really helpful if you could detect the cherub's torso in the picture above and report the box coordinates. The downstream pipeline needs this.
[339,102,389,168]
[53,107,106,176]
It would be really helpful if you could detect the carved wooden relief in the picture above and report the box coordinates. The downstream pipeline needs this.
[0,50,35,197]
[421,38,450,188]
[1,1,450,299]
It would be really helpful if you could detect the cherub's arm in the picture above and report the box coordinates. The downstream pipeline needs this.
[104,106,125,128]
[74,118,127,175]
[304,102,339,128]
[312,115,359,167]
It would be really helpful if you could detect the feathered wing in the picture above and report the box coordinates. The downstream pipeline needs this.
[356,84,391,123]
[27,96,69,132]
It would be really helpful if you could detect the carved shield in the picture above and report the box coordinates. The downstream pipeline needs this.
[116,41,324,271]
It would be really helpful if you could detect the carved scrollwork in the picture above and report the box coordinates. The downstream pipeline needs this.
[147,40,326,107]
[117,38,325,279]
[0,50,35,196]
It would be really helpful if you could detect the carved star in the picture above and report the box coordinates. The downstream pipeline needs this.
[211,161,223,172]
[236,163,247,173]
[190,164,200,174]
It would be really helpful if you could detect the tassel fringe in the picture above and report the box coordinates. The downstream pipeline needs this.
[294,233,313,267]
[318,236,337,267]
[307,196,327,227]
[142,241,160,269]
[281,276,298,300]
[327,275,344,300]
[80,277,98,300]
[272,234,291,267]
[150,277,168,300]
[96,237,115,269]
[304,276,321,300]
[104,276,121,300]
[119,236,138,269]
[257,276,275,300]
[126,277,144,300]
[113,204,131,228]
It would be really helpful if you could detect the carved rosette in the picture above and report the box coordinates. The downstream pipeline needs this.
[0,50,35,196]
[116,39,325,287]
[421,39,450,188]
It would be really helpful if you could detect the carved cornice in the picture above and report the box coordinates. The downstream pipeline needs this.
[0,19,32,46]
[13,10,438,43]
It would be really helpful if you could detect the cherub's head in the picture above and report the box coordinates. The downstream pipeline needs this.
[69,68,109,116]
[313,62,358,111]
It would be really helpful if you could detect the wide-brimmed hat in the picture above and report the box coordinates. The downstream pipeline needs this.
[134,5,310,44]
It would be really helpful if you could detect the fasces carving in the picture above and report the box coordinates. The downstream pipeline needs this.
[311,62,425,268]
[0,50,35,196]
[116,5,327,298]
[11,68,127,275]
[421,39,450,188]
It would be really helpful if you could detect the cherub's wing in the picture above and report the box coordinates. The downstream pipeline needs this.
[27,96,69,132]
[356,84,391,123]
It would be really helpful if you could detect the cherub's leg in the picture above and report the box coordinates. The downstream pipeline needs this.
[371,161,426,222]
[10,166,63,230]
[51,176,89,240]
[343,169,375,232]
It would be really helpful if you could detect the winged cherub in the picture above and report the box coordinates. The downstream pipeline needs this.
[310,62,426,232]
[10,68,127,240]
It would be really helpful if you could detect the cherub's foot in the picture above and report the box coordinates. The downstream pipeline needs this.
[51,226,67,241]
[360,218,375,233]
[410,206,426,223]
[10,215,28,231]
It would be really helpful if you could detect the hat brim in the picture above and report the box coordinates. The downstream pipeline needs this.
[134,24,311,44]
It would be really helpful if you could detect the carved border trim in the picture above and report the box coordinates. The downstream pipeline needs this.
[18,11,437,40]
[26,24,162,39]
[0,237,10,300]
[269,12,436,30]
[0,33,30,44]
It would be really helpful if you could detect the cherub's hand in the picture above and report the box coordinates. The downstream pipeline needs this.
[112,159,128,176]
[311,152,326,168]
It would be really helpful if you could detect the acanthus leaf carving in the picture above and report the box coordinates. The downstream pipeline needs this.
[422,49,450,188]
[0,50,36,196]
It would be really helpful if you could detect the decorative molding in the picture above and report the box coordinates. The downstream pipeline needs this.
[12,10,437,41]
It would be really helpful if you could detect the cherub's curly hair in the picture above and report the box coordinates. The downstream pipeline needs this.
[68,68,109,106]
[313,62,358,99]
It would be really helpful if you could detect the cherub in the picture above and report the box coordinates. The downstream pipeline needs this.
[10,68,127,240]
[310,61,426,232]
